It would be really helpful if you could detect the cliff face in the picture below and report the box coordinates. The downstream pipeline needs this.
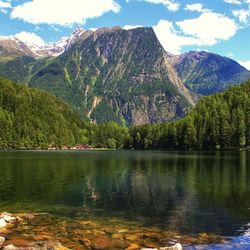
[28,27,195,125]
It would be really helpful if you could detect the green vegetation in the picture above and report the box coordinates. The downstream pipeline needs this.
[0,78,90,149]
[175,51,250,95]
[0,78,249,151]
[128,80,250,150]
[0,27,194,125]
[0,78,130,150]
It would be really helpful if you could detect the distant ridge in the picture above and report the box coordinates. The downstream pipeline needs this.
[171,51,250,95]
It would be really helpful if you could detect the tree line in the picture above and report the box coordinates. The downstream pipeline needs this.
[0,78,249,150]
[92,80,250,150]
[0,78,89,149]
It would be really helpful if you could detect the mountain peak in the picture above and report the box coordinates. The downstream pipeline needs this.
[0,36,35,57]
[72,26,85,35]
[172,50,250,95]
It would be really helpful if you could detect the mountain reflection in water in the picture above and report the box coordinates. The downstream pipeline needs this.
[0,151,249,238]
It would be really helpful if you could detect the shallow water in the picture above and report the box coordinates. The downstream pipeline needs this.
[0,150,249,249]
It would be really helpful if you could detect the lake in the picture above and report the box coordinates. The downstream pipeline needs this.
[0,150,249,249]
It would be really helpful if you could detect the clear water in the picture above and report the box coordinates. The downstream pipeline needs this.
[0,150,249,249]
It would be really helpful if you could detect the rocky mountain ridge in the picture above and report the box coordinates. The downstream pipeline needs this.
[28,27,195,125]
[0,26,249,125]
[171,51,250,95]
[0,27,86,58]
[0,36,35,58]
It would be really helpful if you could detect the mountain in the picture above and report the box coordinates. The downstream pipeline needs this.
[0,27,249,125]
[28,27,196,125]
[0,28,85,58]
[0,77,89,149]
[0,37,35,58]
[0,28,90,86]
[129,80,250,150]
[26,27,86,57]
[0,35,64,59]
[172,51,250,95]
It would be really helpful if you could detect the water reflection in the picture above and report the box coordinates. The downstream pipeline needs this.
[0,151,249,236]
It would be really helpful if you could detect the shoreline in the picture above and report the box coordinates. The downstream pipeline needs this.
[0,148,249,152]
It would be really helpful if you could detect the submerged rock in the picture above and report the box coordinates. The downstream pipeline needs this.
[125,234,141,242]
[79,238,91,247]
[5,238,32,248]
[0,211,224,250]
[127,243,141,250]
[91,236,113,249]
[111,233,124,241]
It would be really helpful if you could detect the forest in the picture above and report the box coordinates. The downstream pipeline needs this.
[128,80,250,150]
[0,78,90,149]
[0,77,249,150]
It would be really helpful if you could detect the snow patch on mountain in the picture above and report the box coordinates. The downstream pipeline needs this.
[0,27,86,57]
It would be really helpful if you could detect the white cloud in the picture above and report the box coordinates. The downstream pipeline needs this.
[184,3,209,13]
[145,0,180,11]
[153,13,238,55]
[0,0,11,14]
[127,0,180,12]
[11,0,120,26]
[153,20,199,54]
[14,31,45,46]
[233,9,250,23]
[224,0,242,4]
[177,12,237,46]
[123,25,143,30]
[238,60,250,70]
[0,0,11,8]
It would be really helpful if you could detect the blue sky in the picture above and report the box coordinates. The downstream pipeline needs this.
[0,0,250,68]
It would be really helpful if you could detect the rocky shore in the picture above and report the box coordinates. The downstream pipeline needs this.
[0,212,224,250]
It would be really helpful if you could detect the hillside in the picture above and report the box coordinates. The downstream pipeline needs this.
[129,80,250,150]
[28,27,195,125]
[172,51,250,95]
[0,77,249,151]
[0,27,197,125]
[0,27,249,126]
[0,78,89,149]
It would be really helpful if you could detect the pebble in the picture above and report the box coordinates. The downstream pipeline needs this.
[52,243,70,250]
[127,243,141,250]
[0,236,5,248]
[2,245,18,250]
[140,243,183,250]
[91,235,113,249]
[160,243,183,250]
[0,211,224,250]
[0,213,16,224]
[0,219,7,228]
